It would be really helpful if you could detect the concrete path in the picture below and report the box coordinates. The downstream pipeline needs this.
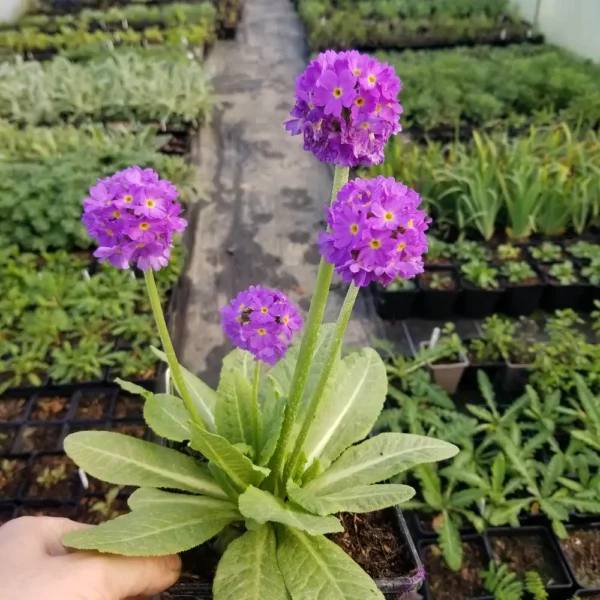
[179,0,479,384]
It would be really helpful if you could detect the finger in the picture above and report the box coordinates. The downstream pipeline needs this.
[67,551,181,598]
[0,517,90,557]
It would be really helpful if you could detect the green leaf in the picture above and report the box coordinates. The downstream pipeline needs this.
[306,433,458,495]
[213,525,288,600]
[276,526,384,600]
[63,505,236,556]
[287,480,415,516]
[189,423,268,492]
[128,488,239,516]
[491,453,506,492]
[144,393,191,442]
[238,486,342,535]
[302,348,387,471]
[221,348,256,381]
[258,390,285,467]
[64,432,227,498]
[438,510,462,572]
[151,347,217,431]
[541,453,564,497]
[115,378,152,399]
[216,368,256,448]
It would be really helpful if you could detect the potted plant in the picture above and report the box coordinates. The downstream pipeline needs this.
[424,236,454,270]
[452,240,491,266]
[463,315,512,390]
[459,261,504,318]
[501,317,538,394]
[59,51,459,600]
[541,260,586,311]
[419,324,469,394]
[565,240,600,267]
[529,241,564,266]
[417,270,461,320]
[494,243,524,263]
[371,277,419,320]
[500,261,544,316]
[580,259,600,312]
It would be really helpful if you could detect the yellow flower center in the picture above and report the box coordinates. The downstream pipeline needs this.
[124,194,133,203]
[105,229,114,236]
[368,75,376,84]
[369,239,382,250]
[257,328,266,336]
[308,102,314,109]
[353,68,361,76]
[136,243,146,248]
[113,210,121,219]
[384,212,394,221]
[283,316,289,324]
[261,307,268,314]
[361,122,370,130]
[146,199,156,208]
[333,87,343,98]
[397,242,406,252]
[139,222,150,231]
[408,219,414,228]
[375,103,382,114]
[350,224,359,234]
[355,97,365,107]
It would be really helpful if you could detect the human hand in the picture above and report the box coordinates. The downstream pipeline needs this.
[0,517,181,600]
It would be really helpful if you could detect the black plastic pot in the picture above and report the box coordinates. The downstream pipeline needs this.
[580,284,600,313]
[501,280,545,316]
[501,360,533,394]
[558,524,600,591]
[370,282,419,320]
[460,360,505,392]
[164,508,425,599]
[484,526,574,600]
[540,268,587,311]
[417,270,461,320]
[459,282,505,319]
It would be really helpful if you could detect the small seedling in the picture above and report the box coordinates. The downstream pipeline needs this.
[501,261,536,284]
[530,242,562,263]
[496,243,522,262]
[36,464,67,490]
[548,261,578,285]
[90,486,123,521]
[461,261,500,289]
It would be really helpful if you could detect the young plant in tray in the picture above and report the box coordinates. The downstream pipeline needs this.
[547,260,579,285]
[61,51,458,600]
[529,242,563,264]
[501,261,538,285]
[496,243,523,263]
[461,260,500,289]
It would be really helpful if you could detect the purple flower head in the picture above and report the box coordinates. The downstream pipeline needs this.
[81,167,187,271]
[220,286,303,366]
[318,176,430,287]
[285,50,402,167]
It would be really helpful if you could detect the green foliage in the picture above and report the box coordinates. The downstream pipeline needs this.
[461,260,500,289]
[0,52,212,126]
[530,242,562,263]
[581,258,600,285]
[63,331,458,599]
[525,571,548,600]
[500,261,537,284]
[480,561,524,600]
[496,243,522,262]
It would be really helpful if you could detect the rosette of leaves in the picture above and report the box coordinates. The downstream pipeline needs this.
[62,329,457,600]
[547,260,578,285]
[496,243,522,262]
[500,261,536,285]
[385,277,417,292]
[453,240,491,264]
[530,242,562,264]
[581,258,600,285]
[461,260,500,289]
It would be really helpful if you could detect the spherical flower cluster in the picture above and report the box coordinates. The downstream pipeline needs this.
[319,176,430,287]
[221,286,303,366]
[285,50,402,167]
[82,166,187,271]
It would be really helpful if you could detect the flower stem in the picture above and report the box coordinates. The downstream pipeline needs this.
[144,270,204,428]
[283,282,360,483]
[267,165,349,492]
[252,361,261,452]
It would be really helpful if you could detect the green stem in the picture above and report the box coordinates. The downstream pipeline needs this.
[283,282,360,483]
[144,270,204,428]
[267,166,349,492]
[252,361,261,452]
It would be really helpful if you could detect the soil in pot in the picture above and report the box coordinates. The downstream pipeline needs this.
[422,541,488,600]
[24,455,78,501]
[74,393,111,420]
[113,395,144,419]
[76,496,129,525]
[560,528,600,588]
[330,511,418,580]
[110,422,148,439]
[0,398,27,422]
[489,533,568,586]
[19,425,62,452]
[0,458,27,499]
[0,427,18,453]
[31,396,69,421]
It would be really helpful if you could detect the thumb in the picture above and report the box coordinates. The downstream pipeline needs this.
[65,551,181,599]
